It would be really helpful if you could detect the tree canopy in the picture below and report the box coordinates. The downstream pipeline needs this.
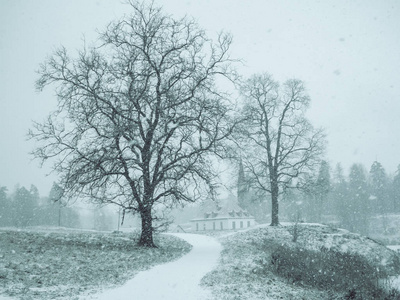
[30,1,237,246]
[236,73,325,225]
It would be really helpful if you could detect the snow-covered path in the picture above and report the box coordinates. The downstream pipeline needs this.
[87,233,221,300]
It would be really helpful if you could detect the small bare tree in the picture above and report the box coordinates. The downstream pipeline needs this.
[30,1,237,247]
[236,73,325,226]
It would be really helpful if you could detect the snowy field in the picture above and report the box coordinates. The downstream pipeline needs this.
[1,225,400,299]
[0,228,191,299]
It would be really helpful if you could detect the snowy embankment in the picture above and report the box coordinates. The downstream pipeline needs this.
[388,245,400,252]
[202,224,400,299]
[386,245,400,291]
[85,233,222,300]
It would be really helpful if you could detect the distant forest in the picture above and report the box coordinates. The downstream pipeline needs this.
[2,160,400,236]
[238,160,400,236]
[0,183,115,230]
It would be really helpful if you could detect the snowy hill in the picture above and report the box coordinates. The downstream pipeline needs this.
[202,223,400,299]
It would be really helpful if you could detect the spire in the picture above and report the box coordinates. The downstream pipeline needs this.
[237,159,249,209]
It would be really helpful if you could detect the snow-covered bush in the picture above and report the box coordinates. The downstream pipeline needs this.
[268,244,388,298]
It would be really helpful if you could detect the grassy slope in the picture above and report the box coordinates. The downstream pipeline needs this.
[0,228,191,299]
[201,224,400,300]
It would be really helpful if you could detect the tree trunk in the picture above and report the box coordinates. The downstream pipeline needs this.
[270,182,280,226]
[138,206,156,247]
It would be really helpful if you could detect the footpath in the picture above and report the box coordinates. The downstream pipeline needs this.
[87,233,222,300]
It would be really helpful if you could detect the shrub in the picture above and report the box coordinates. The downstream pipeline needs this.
[267,243,391,298]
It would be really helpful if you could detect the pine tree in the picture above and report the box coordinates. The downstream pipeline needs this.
[369,161,390,234]
[390,165,400,213]
[14,186,36,227]
[0,186,9,226]
[332,163,349,228]
[315,160,331,221]
[369,161,389,214]
[348,164,370,235]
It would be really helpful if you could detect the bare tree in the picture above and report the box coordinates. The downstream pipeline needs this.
[29,1,236,247]
[236,73,325,226]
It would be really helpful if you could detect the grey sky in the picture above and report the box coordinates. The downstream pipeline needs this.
[1,0,399,196]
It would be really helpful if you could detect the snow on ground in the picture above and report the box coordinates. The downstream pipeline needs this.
[387,245,400,291]
[388,245,400,252]
[84,233,221,300]
[0,228,191,299]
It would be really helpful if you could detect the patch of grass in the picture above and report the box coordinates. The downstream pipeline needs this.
[0,229,191,299]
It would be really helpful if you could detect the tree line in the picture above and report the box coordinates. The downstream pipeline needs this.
[0,183,80,228]
[310,161,400,235]
[238,160,400,236]
[284,161,400,235]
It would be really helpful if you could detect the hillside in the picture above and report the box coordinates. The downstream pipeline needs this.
[202,224,400,299]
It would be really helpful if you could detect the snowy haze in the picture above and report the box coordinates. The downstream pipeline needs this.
[0,0,399,195]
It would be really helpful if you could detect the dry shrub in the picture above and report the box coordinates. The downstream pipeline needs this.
[266,243,399,299]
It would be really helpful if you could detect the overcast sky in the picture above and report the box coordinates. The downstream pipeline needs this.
[1,0,399,196]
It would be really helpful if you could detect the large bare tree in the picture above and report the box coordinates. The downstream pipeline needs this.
[30,1,236,247]
[236,73,325,226]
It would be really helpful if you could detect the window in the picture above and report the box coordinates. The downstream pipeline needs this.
[247,221,251,227]
[232,221,236,230]
[213,222,216,230]
[203,223,206,231]
[220,222,223,230]
[196,223,199,231]
[240,221,243,228]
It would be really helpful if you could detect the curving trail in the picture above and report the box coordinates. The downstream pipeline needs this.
[88,233,222,300]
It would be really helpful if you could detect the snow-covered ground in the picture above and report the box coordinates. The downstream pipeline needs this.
[83,233,222,300]
[386,245,400,291]
[387,245,400,252]
[0,229,191,299]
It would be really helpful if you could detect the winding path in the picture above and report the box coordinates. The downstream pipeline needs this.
[88,233,222,300]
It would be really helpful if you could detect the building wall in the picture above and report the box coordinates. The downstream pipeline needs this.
[192,218,255,231]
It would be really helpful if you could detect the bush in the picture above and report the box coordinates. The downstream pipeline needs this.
[267,243,391,298]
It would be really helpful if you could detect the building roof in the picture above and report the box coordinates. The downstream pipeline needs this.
[191,194,255,221]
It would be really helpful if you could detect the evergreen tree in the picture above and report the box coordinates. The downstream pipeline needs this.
[348,164,370,235]
[29,184,40,225]
[369,161,391,234]
[237,160,249,209]
[49,182,63,203]
[298,172,318,222]
[391,165,400,213]
[0,186,10,226]
[369,161,389,215]
[314,160,331,221]
[14,186,36,227]
[332,163,349,228]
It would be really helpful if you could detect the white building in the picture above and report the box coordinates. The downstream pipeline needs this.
[190,196,256,231]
